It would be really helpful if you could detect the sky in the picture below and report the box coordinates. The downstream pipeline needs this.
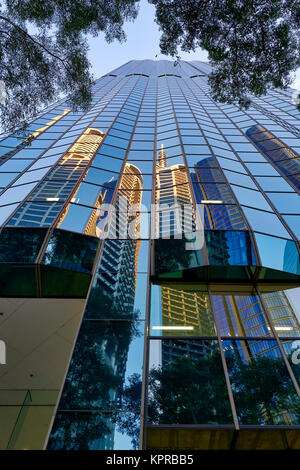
[87,0,300,91]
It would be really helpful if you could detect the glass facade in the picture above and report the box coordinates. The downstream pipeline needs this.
[0,60,299,450]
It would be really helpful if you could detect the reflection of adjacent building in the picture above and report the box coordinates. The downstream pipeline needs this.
[155,145,194,237]
[191,158,246,230]
[88,163,143,448]
[246,125,300,191]
[0,109,71,164]
[155,147,214,362]
[8,128,104,227]
[213,290,300,344]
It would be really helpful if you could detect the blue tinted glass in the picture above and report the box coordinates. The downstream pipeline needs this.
[255,233,300,274]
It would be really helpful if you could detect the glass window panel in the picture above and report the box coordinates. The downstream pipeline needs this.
[211,290,273,337]
[58,203,96,234]
[0,227,47,262]
[147,339,233,424]
[150,284,216,336]
[256,177,294,192]
[54,320,144,414]
[48,411,140,450]
[12,168,50,186]
[0,183,37,206]
[0,173,18,187]
[193,182,235,203]
[192,168,226,183]
[42,229,99,273]
[262,290,300,338]
[6,201,64,227]
[255,233,299,275]
[199,205,247,230]
[84,167,119,187]
[223,171,258,189]
[283,216,300,239]
[245,163,280,176]
[187,155,216,168]
[11,148,42,159]
[237,152,267,162]
[0,204,18,225]
[0,160,32,172]
[216,157,247,174]
[267,193,300,214]
[231,186,272,211]
[244,208,291,238]
[223,339,300,425]
[205,230,255,265]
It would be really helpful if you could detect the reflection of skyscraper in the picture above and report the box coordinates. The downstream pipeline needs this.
[192,158,245,230]
[246,125,300,190]
[160,287,215,337]
[155,146,194,237]
[9,127,104,227]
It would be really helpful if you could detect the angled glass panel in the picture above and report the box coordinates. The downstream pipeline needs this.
[42,229,99,273]
[0,173,18,187]
[262,290,300,337]
[0,183,37,206]
[223,171,258,189]
[255,233,300,275]
[12,168,50,186]
[267,193,300,214]
[256,177,294,192]
[199,204,247,230]
[0,160,32,172]
[243,208,291,238]
[0,227,47,262]
[231,186,272,211]
[283,216,300,239]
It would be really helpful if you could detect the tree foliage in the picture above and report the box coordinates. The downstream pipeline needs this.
[0,0,139,131]
[150,0,300,108]
[0,0,299,132]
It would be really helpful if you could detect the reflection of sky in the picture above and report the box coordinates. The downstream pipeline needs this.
[286,288,300,323]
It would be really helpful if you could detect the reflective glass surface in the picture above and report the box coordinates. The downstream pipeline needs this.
[148,339,233,424]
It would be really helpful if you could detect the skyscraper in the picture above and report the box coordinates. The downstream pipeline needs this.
[0,60,299,450]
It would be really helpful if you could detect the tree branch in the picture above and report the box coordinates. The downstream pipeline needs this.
[0,15,73,75]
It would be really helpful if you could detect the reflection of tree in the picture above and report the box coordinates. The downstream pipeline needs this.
[224,347,300,425]
[115,348,300,448]
[0,228,46,262]
[155,238,196,274]
[148,353,232,425]
[43,230,98,273]
[48,309,141,449]
[115,373,142,450]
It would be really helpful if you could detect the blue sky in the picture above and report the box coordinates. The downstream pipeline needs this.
[87,0,208,78]
[87,0,300,91]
